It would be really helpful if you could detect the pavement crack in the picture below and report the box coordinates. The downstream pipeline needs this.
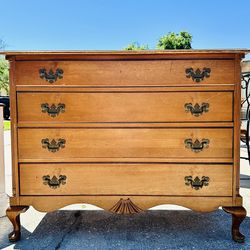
[54,211,81,250]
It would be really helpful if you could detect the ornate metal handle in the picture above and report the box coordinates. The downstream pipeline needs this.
[39,68,64,83]
[42,175,67,189]
[184,103,209,117]
[184,176,210,190]
[41,103,65,117]
[184,138,210,153]
[41,138,66,152]
[185,68,211,82]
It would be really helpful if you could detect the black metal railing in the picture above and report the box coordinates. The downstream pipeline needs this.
[241,71,250,164]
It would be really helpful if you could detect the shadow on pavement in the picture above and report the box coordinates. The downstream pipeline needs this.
[1,209,250,250]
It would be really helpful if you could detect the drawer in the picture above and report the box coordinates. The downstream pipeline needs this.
[17,91,233,123]
[15,60,235,86]
[18,128,233,160]
[19,163,232,196]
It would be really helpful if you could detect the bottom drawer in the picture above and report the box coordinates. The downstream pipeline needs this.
[19,163,232,196]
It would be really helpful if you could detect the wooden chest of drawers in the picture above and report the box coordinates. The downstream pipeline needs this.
[2,50,248,243]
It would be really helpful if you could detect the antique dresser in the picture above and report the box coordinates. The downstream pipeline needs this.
[2,50,248,243]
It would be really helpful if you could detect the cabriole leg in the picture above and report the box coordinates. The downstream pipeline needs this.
[222,206,246,243]
[6,206,29,242]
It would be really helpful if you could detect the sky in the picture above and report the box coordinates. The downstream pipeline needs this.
[0,0,250,59]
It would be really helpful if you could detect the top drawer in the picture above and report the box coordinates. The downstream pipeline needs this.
[15,60,235,86]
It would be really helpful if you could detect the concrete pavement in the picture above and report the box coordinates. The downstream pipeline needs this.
[1,209,250,250]
[1,130,250,249]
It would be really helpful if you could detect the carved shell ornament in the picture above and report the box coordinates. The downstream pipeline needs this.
[109,198,143,214]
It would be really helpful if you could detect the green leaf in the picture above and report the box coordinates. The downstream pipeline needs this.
[123,42,149,51]
[157,31,192,50]
[0,59,9,95]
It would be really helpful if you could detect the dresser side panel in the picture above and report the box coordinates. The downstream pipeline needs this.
[8,57,19,200]
[233,54,242,201]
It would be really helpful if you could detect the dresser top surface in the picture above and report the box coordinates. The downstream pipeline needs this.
[1,49,250,55]
[1,49,249,60]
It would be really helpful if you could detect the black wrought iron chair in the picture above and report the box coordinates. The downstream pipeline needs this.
[240,71,250,164]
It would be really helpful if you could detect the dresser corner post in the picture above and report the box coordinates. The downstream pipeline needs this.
[222,206,246,243]
[6,206,29,242]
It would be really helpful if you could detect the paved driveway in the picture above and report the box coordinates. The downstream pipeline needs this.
[1,208,250,250]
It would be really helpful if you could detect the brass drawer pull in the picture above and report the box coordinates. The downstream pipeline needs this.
[41,138,66,152]
[185,176,210,190]
[185,68,211,82]
[39,68,64,83]
[184,138,210,153]
[41,103,65,117]
[184,103,209,117]
[42,175,67,189]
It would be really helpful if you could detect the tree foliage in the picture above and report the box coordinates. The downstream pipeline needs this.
[0,59,9,95]
[123,31,193,50]
[0,39,9,95]
[123,42,149,51]
[157,31,192,49]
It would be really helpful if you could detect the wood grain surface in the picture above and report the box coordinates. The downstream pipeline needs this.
[17,91,233,123]
[15,60,235,85]
[19,163,232,196]
[18,128,233,160]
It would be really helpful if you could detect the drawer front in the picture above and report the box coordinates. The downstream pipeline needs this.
[19,163,232,196]
[17,91,233,123]
[15,60,235,85]
[18,128,233,160]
